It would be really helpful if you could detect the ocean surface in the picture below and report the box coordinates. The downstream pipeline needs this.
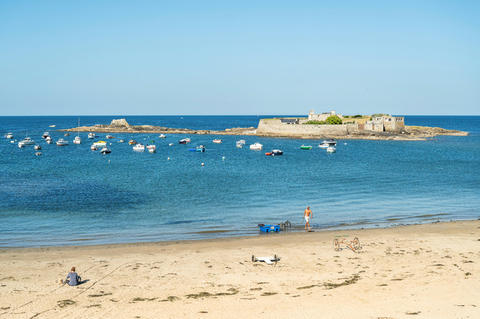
[0,115,479,247]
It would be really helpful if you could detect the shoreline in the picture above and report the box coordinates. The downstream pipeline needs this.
[1,217,475,250]
[1,220,479,318]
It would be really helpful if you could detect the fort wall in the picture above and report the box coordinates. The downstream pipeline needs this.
[257,119,359,137]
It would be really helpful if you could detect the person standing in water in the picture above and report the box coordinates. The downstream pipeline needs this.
[304,206,312,231]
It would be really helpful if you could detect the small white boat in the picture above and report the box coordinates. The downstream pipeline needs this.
[56,138,69,146]
[118,139,125,143]
[6,133,14,139]
[42,132,50,139]
[35,152,42,156]
[159,134,166,138]
[100,147,111,154]
[326,146,336,153]
[46,136,53,144]
[18,137,35,148]
[93,141,107,147]
[249,142,263,150]
[34,145,42,150]
[88,132,96,139]
[133,143,145,152]
[106,135,114,139]
[236,140,246,148]
[147,145,156,153]
[73,136,81,144]
[319,139,337,148]
[49,124,56,128]
[168,143,174,146]
[64,133,70,137]
[213,139,222,144]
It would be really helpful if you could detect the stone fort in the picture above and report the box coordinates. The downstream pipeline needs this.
[256,110,405,137]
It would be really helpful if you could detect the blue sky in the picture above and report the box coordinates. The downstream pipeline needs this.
[0,0,478,115]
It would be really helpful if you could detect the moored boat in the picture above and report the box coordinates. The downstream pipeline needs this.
[179,138,191,144]
[42,132,50,139]
[249,142,263,150]
[45,136,53,144]
[236,140,246,148]
[56,138,69,146]
[93,141,107,147]
[319,139,337,148]
[133,143,145,152]
[146,145,156,153]
[18,137,35,148]
[88,132,96,139]
[326,146,336,153]
[212,139,222,144]
[100,147,111,154]
[6,133,14,139]
[128,139,137,145]
[300,145,312,150]
[34,145,42,150]
[159,134,166,138]
[73,136,81,144]
[106,135,114,139]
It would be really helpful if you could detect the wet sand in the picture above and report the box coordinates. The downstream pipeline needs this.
[0,220,479,318]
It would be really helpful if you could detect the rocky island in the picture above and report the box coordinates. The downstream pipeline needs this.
[62,112,468,141]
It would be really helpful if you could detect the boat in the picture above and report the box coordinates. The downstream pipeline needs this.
[88,132,96,139]
[35,151,42,156]
[265,149,283,156]
[189,145,205,152]
[49,124,56,128]
[179,138,191,144]
[236,140,246,148]
[212,139,222,144]
[168,143,174,146]
[319,139,337,148]
[73,136,81,144]
[46,136,53,144]
[64,133,70,137]
[118,139,125,143]
[56,138,69,146]
[34,145,42,150]
[159,134,166,138]
[249,142,263,150]
[326,146,336,153]
[272,149,283,156]
[128,139,136,145]
[106,135,114,139]
[92,140,107,147]
[133,143,145,152]
[300,145,312,150]
[42,132,49,139]
[146,145,156,153]
[18,137,35,148]
[100,147,111,154]
[5,133,14,139]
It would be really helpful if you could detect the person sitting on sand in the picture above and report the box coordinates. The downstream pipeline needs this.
[63,267,81,286]
[304,206,312,231]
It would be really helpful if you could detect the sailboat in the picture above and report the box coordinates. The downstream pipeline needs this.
[73,118,81,144]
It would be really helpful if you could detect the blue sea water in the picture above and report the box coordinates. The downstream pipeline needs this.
[0,115,479,247]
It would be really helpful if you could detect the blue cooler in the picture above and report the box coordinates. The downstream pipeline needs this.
[259,224,281,233]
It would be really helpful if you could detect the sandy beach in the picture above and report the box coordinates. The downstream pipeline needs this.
[0,220,479,319]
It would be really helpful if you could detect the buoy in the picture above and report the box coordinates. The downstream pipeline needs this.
[167,157,170,160]
[201,162,205,166]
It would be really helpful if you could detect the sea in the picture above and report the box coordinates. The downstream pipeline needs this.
[0,115,479,248]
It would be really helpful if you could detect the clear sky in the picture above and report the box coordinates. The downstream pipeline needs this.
[0,0,478,115]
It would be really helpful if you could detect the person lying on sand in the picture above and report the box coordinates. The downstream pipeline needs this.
[62,266,81,286]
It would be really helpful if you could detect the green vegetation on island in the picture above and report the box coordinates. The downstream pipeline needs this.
[305,115,343,125]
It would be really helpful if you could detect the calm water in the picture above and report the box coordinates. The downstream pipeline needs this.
[1,115,479,247]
